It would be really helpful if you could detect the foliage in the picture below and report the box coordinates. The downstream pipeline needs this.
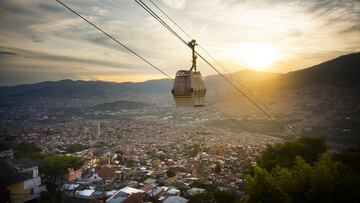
[13,142,84,184]
[190,181,216,192]
[166,169,176,178]
[15,142,42,152]
[257,137,327,171]
[13,142,43,159]
[215,164,222,174]
[64,143,88,153]
[213,190,236,203]
[333,146,360,171]
[40,154,84,183]
[185,144,201,157]
[245,137,360,203]
[188,190,237,203]
[188,191,213,203]
[126,159,135,167]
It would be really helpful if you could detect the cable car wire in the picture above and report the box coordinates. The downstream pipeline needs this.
[56,0,173,80]
[55,0,240,125]
[145,0,286,123]
[135,1,278,117]
[56,0,289,131]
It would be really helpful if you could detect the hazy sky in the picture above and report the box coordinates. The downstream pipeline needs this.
[0,0,359,85]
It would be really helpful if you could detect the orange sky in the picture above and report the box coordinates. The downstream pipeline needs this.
[0,0,359,85]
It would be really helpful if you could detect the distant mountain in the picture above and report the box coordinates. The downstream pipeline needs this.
[205,69,280,93]
[0,70,277,99]
[0,79,172,98]
[276,52,360,88]
[1,52,359,100]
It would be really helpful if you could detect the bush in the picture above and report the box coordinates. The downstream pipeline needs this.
[245,137,360,203]
[257,137,327,171]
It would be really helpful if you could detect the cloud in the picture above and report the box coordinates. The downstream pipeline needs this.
[161,0,186,9]
[338,25,360,34]
[0,46,133,70]
[0,0,359,85]
[38,2,63,13]
[0,50,16,57]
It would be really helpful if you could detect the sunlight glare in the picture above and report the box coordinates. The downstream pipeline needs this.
[236,43,279,70]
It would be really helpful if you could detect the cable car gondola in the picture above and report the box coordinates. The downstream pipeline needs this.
[171,40,206,107]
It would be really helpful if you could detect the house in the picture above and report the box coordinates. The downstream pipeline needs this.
[166,188,180,196]
[88,173,103,183]
[106,186,144,203]
[139,183,161,197]
[163,196,188,203]
[65,168,83,182]
[186,187,206,196]
[0,158,46,203]
[98,166,117,182]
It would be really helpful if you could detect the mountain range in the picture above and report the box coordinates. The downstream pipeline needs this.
[1,52,359,100]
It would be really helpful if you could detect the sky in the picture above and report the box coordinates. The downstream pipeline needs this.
[0,0,359,86]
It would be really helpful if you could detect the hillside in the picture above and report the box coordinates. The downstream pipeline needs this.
[276,52,360,88]
[212,53,360,148]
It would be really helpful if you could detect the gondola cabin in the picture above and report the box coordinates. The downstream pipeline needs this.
[171,40,206,107]
[171,70,206,107]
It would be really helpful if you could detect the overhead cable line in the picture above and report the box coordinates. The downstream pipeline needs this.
[147,0,283,121]
[135,0,270,116]
[134,0,188,46]
[56,0,239,123]
[56,0,173,80]
[136,0,293,130]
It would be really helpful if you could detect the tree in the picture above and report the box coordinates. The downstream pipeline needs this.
[333,146,360,171]
[245,137,360,203]
[257,137,327,171]
[15,142,42,152]
[40,154,84,183]
[213,190,236,203]
[166,169,176,178]
[246,166,290,203]
[188,190,238,203]
[189,192,213,203]
[215,164,222,174]
[64,144,88,153]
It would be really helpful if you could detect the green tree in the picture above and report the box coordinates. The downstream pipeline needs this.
[189,190,238,203]
[189,192,213,203]
[40,155,84,183]
[246,166,290,203]
[257,137,327,171]
[245,137,360,203]
[64,144,88,153]
[215,164,222,174]
[213,190,236,203]
[166,169,176,178]
[333,146,360,171]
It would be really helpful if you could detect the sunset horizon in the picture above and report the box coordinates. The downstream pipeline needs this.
[1,0,359,85]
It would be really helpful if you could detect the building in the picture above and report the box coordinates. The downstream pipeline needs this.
[92,121,101,137]
[163,196,188,203]
[0,158,46,203]
[106,186,144,203]
[97,166,117,183]
[65,168,83,182]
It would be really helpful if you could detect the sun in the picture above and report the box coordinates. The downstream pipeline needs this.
[235,43,279,70]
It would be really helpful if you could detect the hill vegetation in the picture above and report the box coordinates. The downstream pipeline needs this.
[245,137,360,203]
